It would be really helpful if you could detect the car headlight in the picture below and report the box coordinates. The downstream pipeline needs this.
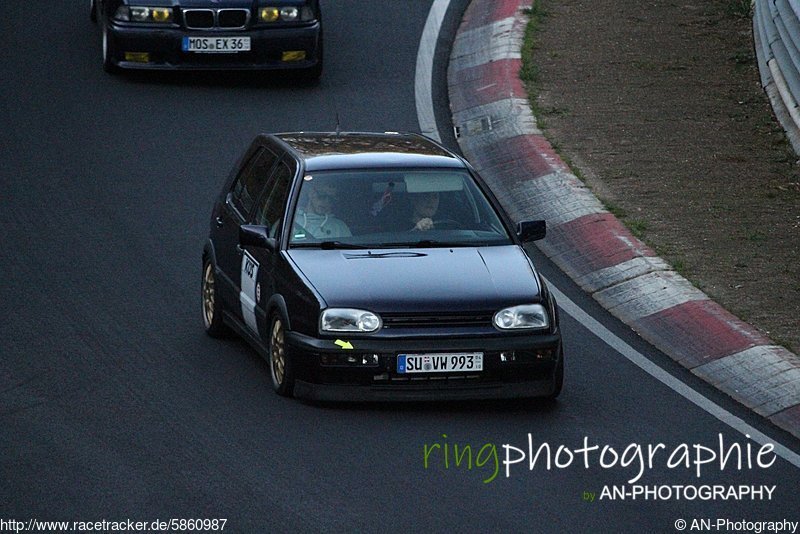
[259,6,315,22]
[114,6,174,23]
[321,309,382,333]
[493,304,549,330]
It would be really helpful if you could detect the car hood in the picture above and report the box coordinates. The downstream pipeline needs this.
[286,245,542,313]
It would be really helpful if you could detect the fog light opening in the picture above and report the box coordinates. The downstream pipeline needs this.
[321,353,380,366]
[124,52,150,63]
[535,348,555,360]
[281,50,306,62]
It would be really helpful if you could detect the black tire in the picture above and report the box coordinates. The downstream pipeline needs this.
[303,60,322,82]
[545,348,564,400]
[201,258,227,337]
[268,314,295,397]
[102,23,120,74]
[299,34,323,82]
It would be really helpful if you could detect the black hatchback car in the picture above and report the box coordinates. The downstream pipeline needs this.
[202,132,563,401]
[90,0,322,77]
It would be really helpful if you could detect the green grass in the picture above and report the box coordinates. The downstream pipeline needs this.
[627,219,650,239]
[570,165,586,183]
[726,0,752,18]
[519,1,548,99]
[770,335,796,353]
[731,48,753,65]
[543,106,571,117]
[604,202,628,219]
[632,60,658,71]
[671,259,687,275]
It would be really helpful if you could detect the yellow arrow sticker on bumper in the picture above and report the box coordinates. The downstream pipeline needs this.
[334,340,354,350]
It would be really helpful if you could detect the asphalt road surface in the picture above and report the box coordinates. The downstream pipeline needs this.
[1,2,799,532]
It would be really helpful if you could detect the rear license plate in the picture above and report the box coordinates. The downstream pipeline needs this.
[182,36,251,53]
[397,353,483,374]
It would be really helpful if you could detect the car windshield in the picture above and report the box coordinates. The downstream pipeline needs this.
[288,169,512,248]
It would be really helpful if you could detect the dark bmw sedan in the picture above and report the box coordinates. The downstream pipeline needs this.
[90,0,322,76]
[202,132,564,401]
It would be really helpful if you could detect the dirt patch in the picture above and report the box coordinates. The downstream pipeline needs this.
[524,0,800,353]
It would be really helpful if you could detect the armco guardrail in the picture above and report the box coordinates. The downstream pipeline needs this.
[754,0,800,154]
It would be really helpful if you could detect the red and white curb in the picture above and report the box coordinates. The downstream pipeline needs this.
[447,0,800,438]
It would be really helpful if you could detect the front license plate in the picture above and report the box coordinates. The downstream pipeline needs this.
[397,353,483,374]
[182,36,251,53]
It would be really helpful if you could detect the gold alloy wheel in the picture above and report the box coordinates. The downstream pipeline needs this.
[270,318,286,386]
[202,262,215,329]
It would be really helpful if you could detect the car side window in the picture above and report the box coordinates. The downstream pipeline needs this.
[230,147,279,216]
[254,160,293,237]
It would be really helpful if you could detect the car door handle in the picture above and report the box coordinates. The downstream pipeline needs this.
[215,216,224,228]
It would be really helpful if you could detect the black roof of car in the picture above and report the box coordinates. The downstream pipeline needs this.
[272,132,466,172]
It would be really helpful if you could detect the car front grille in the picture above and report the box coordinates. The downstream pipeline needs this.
[183,9,250,29]
[381,313,493,329]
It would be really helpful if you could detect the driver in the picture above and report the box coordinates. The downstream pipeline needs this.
[296,180,352,239]
[410,191,440,231]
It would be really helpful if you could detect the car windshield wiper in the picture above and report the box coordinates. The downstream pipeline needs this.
[292,241,372,250]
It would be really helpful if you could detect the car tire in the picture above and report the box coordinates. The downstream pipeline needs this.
[300,35,323,82]
[545,348,564,400]
[201,258,227,337]
[268,314,295,397]
[303,59,322,82]
[102,23,120,74]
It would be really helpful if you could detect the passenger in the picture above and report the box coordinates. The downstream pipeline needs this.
[296,181,351,238]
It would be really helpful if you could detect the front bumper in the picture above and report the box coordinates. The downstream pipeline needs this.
[106,21,321,71]
[286,331,562,401]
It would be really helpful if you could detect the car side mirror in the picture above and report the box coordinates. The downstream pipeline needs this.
[517,220,546,243]
[239,224,276,251]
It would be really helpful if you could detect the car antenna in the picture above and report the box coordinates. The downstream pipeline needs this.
[333,98,342,136]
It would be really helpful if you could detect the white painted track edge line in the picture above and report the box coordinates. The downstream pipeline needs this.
[415,0,450,143]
